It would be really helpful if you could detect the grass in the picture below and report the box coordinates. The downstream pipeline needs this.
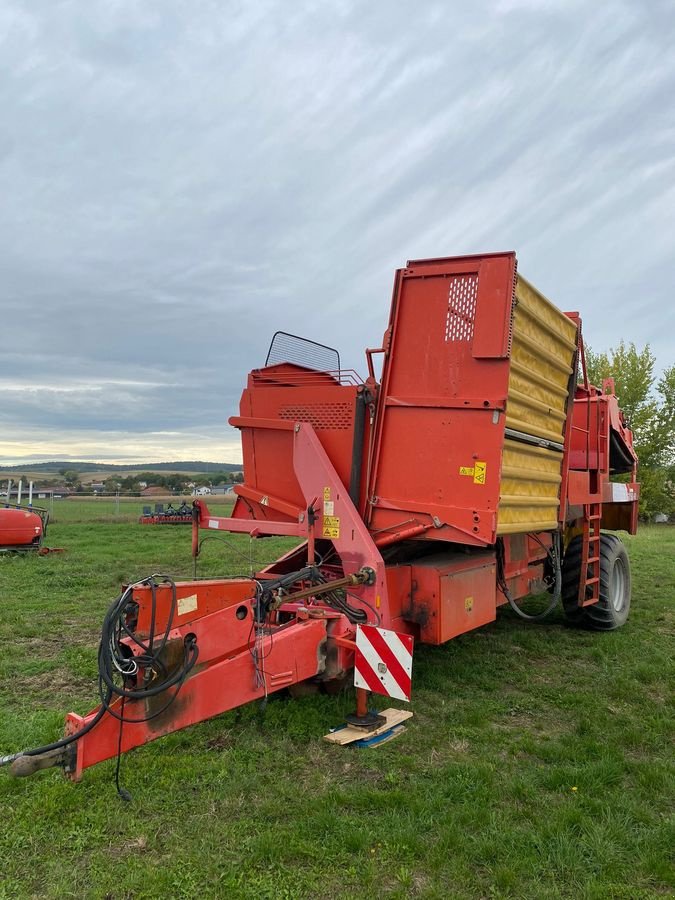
[0,511,673,899]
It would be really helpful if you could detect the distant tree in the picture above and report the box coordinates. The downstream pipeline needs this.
[165,473,189,494]
[137,472,160,486]
[61,469,81,489]
[586,342,675,519]
[119,475,141,493]
[233,471,244,484]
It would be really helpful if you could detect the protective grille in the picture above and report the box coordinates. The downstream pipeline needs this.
[265,332,340,372]
[278,402,353,430]
[445,274,478,342]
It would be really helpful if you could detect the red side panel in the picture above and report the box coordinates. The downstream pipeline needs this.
[233,364,360,522]
[367,253,517,546]
[407,552,497,644]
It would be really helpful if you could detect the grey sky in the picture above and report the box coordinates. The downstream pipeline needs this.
[2,0,674,464]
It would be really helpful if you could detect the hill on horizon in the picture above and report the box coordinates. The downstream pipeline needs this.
[0,460,243,475]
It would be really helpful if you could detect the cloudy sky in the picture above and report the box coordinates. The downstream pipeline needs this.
[1,0,673,465]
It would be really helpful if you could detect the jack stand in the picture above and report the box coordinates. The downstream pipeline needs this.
[344,688,386,731]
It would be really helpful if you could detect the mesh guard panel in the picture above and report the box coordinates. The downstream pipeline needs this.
[265,332,340,372]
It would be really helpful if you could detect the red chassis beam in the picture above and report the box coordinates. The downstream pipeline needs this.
[192,418,390,626]
[61,580,331,780]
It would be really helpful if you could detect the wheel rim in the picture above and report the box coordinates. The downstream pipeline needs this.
[611,557,626,612]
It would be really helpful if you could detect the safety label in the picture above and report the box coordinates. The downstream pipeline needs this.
[323,500,334,515]
[323,487,331,500]
[322,515,340,539]
[459,461,487,484]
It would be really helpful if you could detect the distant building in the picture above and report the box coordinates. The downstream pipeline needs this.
[142,486,168,497]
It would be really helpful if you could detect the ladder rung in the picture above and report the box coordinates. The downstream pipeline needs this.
[586,577,599,586]
[587,556,599,563]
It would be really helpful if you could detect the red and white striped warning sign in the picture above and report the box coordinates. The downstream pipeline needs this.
[354,625,414,702]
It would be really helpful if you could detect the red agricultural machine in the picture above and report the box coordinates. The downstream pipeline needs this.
[0,505,46,552]
[138,502,193,525]
[2,252,639,785]
[0,480,49,552]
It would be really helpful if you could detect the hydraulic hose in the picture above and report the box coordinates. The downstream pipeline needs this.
[498,534,562,622]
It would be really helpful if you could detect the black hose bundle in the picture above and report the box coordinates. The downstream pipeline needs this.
[496,534,562,622]
[97,574,199,723]
[1,574,199,771]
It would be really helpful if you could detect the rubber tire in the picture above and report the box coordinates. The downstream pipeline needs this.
[562,533,631,630]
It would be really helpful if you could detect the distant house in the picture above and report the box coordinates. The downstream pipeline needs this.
[142,486,168,497]
[91,482,105,493]
[211,486,235,495]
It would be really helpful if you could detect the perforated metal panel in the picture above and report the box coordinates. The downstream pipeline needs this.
[445,274,478,342]
[278,402,353,430]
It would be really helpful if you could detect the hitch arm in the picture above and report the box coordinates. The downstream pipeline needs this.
[66,615,327,780]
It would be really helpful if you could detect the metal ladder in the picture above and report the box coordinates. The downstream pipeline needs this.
[578,500,601,606]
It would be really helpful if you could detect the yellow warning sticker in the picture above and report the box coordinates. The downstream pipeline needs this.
[473,461,487,484]
[323,487,331,500]
[322,515,340,539]
[464,596,474,612]
[459,462,487,483]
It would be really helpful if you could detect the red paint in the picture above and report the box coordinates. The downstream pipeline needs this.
[54,251,640,781]
[0,508,43,548]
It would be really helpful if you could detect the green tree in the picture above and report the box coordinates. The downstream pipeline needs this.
[61,469,81,489]
[586,342,675,519]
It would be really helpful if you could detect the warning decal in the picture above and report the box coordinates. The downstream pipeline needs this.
[322,515,340,539]
[459,461,487,484]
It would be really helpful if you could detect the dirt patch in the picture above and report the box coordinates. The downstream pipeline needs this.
[11,665,93,700]
[205,730,236,751]
[13,633,91,660]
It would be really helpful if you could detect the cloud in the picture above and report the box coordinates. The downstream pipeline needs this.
[0,0,673,464]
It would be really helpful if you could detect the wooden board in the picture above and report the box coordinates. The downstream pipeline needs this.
[323,708,413,746]
[353,724,407,748]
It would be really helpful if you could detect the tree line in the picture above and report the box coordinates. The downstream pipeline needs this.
[55,469,244,494]
[586,342,674,520]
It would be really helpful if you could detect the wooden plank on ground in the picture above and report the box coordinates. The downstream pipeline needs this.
[323,708,413,746]
[354,724,407,748]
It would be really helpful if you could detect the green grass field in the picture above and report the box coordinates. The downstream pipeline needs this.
[0,509,672,899]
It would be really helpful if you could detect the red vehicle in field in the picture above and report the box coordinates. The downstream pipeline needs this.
[2,251,639,783]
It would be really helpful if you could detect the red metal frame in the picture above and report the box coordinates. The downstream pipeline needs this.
[9,251,641,783]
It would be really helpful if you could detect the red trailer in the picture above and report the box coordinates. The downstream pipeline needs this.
[3,252,639,782]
